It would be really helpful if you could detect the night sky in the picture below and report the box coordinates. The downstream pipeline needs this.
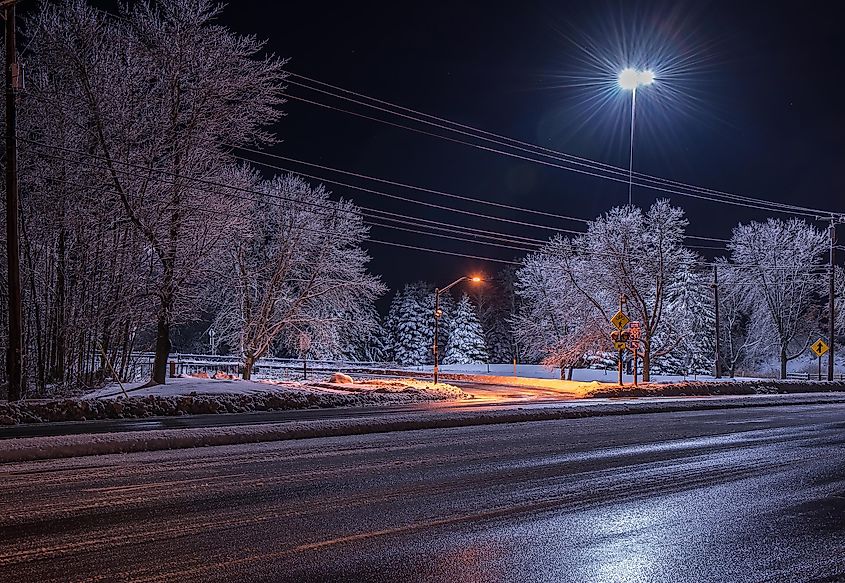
[95,0,845,297]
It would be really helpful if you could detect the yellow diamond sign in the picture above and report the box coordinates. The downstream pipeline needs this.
[811,338,829,357]
[611,310,630,331]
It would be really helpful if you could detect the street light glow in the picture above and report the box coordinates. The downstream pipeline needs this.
[618,67,655,90]
[618,68,639,90]
[470,276,482,282]
[638,69,655,85]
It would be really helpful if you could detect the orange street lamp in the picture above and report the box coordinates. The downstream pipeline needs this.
[433,275,483,384]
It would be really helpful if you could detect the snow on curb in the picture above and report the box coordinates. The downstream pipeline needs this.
[588,380,845,398]
[3,392,845,463]
[0,377,469,425]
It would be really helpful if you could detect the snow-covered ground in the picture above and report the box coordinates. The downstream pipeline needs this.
[84,375,466,400]
[398,363,762,383]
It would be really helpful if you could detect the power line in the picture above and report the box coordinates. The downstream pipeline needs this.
[281,90,823,220]
[287,73,842,219]
[22,141,733,264]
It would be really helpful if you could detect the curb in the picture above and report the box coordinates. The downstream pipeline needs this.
[3,393,845,464]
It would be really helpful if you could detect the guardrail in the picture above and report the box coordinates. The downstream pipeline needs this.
[785,372,845,381]
[122,353,399,381]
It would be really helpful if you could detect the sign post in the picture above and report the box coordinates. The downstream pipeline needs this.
[629,321,641,386]
[811,338,830,381]
[611,297,630,387]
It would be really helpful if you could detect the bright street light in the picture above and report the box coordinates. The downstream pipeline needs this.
[432,275,483,384]
[618,67,656,206]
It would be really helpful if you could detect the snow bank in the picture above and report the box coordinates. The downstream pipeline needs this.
[587,380,845,398]
[0,376,469,425]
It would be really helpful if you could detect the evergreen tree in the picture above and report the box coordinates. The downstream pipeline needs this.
[384,283,434,365]
[655,266,716,375]
[443,294,489,365]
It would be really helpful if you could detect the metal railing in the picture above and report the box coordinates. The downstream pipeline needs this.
[785,372,845,381]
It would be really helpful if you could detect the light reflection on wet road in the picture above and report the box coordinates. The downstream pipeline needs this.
[2,404,845,582]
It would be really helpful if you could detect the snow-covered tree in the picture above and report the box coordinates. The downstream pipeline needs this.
[384,282,434,366]
[21,0,287,385]
[514,239,608,377]
[715,260,766,377]
[516,200,696,381]
[654,262,715,375]
[728,218,826,378]
[213,175,384,380]
[443,294,488,365]
[469,268,520,363]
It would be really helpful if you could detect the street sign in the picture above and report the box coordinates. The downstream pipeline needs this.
[611,310,630,330]
[613,340,627,351]
[628,321,641,349]
[811,338,829,357]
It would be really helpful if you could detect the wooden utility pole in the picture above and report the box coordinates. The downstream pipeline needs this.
[829,220,843,382]
[3,0,22,400]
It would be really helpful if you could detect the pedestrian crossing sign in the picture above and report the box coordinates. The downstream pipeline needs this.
[611,310,629,330]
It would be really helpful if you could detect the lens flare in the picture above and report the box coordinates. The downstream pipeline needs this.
[538,4,723,167]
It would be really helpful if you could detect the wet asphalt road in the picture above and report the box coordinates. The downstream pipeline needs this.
[2,404,845,582]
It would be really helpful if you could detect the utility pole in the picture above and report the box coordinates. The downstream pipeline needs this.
[433,290,441,384]
[3,0,22,401]
[713,263,722,379]
[829,220,843,381]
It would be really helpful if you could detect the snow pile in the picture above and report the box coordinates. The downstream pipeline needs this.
[0,376,469,425]
[312,378,467,400]
[587,380,845,398]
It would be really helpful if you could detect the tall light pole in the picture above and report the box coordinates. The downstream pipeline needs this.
[433,275,482,384]
[618,68,655,206]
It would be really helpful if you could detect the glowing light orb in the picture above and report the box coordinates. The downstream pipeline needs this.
[618,68,640,90]
[618,68,655,90]
[638,69,655,85]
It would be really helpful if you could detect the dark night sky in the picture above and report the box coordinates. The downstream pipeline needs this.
[96,1,845,297]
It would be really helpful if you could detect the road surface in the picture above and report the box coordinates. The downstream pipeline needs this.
[2,404,845,582]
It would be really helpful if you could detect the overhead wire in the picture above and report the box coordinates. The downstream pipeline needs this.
[287,74,842,219]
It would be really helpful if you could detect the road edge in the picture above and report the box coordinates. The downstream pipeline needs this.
[3,393,845,463]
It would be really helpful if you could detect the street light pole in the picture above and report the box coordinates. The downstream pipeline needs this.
[618,68,654,208]
[432,275,482,384]
[627,87,636,207]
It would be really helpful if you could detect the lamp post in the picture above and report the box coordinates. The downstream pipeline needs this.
[618,68,655,206]
[433,275,482,384]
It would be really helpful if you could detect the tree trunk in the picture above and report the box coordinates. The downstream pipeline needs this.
[151,259,176,385]
[780,347,787,380]
[50,227,66,382]
[566,366,573,381]
[242,354,255,381]
[642,345,651,382]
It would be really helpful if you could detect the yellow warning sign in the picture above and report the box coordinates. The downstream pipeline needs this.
[811,338,829,357]
[611,310,630,330]
[613,340,627,351]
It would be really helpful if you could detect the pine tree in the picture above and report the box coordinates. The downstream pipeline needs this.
[443,294,489,365]
[384,283,434,365]
[655,265,715,375]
